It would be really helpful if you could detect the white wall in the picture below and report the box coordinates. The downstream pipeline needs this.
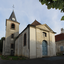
[30,25,56,58]
[14,25,56,59]
[49,32,56,56]
[30,27,36,59]
[36,28,50,57]
[51,33,56,56]
[15,27,29,58]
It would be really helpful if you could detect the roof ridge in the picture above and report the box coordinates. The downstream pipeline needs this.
[31,20,41,25]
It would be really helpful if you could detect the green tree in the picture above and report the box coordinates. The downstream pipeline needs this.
[39,0,64,20]
[0,37,5,53]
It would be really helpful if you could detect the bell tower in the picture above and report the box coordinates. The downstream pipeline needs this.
[4,10,20,55]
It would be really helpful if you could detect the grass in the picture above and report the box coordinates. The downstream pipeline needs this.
[56,52,64,56]
[0,55,28,60]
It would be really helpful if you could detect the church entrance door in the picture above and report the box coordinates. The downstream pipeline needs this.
[42,40,47,56]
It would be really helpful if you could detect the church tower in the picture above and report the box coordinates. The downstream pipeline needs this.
[3,10,20,55]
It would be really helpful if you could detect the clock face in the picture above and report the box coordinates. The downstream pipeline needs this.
[12,18,15,21]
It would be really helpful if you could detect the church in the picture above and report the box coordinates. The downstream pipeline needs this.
[2,11,56,59]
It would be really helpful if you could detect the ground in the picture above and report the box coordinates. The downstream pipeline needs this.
[0,56,64,64]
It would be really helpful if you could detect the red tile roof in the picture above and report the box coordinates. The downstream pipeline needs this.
[31,20,41,25]
[55,33,64,42]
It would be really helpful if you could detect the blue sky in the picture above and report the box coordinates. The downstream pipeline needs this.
[0,0,64,39]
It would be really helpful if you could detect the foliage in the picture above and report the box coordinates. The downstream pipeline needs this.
[56,51,64,56]
[0,55,27,60]
[39,0,64,20]
[0,37,5,52]
[61,16,64,20]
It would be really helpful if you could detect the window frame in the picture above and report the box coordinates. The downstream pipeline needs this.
[24,33,26,46]
[11,23,15,29]
[11,44,14,48]
[11,34,14,38]
[43,32,47,37]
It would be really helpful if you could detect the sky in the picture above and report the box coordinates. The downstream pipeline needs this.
[0,0,64,39]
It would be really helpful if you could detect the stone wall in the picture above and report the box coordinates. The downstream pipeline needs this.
[15,24,56,59]
[2,40,5,55]
[15,27,29,57]
[30,27,36,59]
[56,40,64,53]
[3,19,19,55]
[30,25,56,59]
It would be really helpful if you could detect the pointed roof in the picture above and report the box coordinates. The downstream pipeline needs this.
[31,20,41,26]
[9,10,17,22]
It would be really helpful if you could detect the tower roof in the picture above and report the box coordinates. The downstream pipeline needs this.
[9,10,17,22]
[31,20,41,26]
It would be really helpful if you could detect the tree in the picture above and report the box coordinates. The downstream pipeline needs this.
[39,0,64,20]
[0,37,5,53]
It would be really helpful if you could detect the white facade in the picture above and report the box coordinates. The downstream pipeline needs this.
[15,27,30,57]
[15,24,56,59]
[2,11,56,59]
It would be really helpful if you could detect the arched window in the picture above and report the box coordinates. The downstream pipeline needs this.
[24,33,26,46]
[11,44,14,48]
[43,32,47,37]
[11,34,14,38]
[11,23,15,29]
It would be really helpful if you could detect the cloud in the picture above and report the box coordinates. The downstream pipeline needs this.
[0,0,64,39]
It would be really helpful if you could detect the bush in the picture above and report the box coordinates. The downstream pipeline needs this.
[56,52,64,56]
[0,37,5,52]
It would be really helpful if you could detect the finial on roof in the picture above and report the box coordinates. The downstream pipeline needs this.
[12,5,15,11]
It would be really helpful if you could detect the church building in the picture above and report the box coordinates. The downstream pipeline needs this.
[2,11,56,59]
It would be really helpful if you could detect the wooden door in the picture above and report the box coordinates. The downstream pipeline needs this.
[42,40,47,55]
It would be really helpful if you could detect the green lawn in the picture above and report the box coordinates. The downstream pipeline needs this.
[0,55,28,60]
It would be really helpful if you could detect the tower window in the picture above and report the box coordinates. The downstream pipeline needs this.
[11,44,14,48]
[24,33,26,46]
[11,23,15,29]
[43,32,47,37]
[11,34,14,38]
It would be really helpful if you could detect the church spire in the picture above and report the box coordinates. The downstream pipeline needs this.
[9,10,17,22]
